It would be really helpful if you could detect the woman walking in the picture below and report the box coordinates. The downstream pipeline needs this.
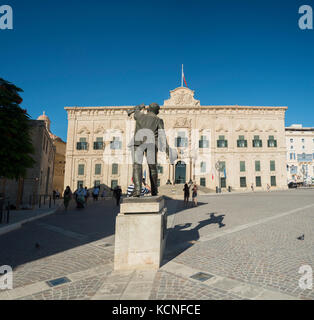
[192,183,198,207]
[63,186,72,211]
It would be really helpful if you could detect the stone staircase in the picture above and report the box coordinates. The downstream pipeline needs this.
[159,184,214,197]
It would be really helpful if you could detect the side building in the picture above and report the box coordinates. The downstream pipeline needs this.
[2,119,56,207]
[286,124,314,185]
[37,112,66,194]
[64,87,288,193]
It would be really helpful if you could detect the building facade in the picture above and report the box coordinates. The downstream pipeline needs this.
[64,87,288,193]
[37,112,66,194]
[286,124,314,185]
[2,119,56,207]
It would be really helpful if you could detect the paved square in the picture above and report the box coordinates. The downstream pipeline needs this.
[0,190,313,300]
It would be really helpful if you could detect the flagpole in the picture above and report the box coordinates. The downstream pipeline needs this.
[181,64,183,87]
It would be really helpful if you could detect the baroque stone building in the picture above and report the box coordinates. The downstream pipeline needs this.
[64,87,288,193]
[2,119,55,207]
[37,112,66,193]
[285,124,314,185]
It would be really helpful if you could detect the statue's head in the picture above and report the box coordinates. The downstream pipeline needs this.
[148,102,160,115]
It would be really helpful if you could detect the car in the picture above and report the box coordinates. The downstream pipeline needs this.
[288,182,298,189]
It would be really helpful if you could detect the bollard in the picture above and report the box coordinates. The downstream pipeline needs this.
[49,196,51,208]
[43,195,46,206]
[39,195,41,208]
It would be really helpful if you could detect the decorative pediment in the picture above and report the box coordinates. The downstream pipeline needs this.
[265,124,277,132]
[216,124,228,132]
[77,126,90,134]
[163,87,200,107]
[250,124,261,132]
[94,126,105,134]
[235,124,248,132]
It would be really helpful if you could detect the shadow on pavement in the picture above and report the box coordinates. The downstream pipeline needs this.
[162,212,226,265]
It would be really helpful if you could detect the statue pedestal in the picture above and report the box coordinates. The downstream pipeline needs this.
[114,196,167,271]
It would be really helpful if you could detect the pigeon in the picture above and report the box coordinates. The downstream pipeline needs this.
[297,234,304,240]
[35,242,40,249]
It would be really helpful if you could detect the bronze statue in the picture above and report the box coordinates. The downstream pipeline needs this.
[127,103,175,197]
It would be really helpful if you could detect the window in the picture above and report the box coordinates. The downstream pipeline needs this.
[240,161,246,172]
[291,145,293,149]
[200,178,206,187]
[270,160,276,171]
[253,135,262,148]
[271,176,276,186]
[302,138,305,143]
[157,179,160,187]
[77,137,88,150]
[256,176,261,187]
[302,145,305,150]
[77,180,84,189]
[199,136,209,148]
[220,177,226,188]
[217,135,228,148]
[112,163,118,175]
[94,180,101,187]
[237,136,247,148]
[175,132,188,147]
[290,138,293,143]
[94,137,104,150]
[95,163,101,175]
[157,165,163,174]
[201,161,206,173]
[240,177,247,187]
[111,180,118,189]
[110,137,122,149]
[255,160,261,172]
[78,164,84,175]
[267,136,277,147]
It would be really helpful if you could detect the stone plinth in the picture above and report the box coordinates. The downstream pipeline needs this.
[114,196,167,271]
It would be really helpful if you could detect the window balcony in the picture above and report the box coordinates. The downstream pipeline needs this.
[76,142,88,150]
[237,140,247,148]
[217,140,228,148]
[93,141,104,150]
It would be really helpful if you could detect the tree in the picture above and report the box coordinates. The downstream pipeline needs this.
[0,78,35,199]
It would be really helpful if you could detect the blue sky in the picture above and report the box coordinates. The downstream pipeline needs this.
[1,0,313,141]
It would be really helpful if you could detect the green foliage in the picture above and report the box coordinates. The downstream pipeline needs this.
[0,78,35,180]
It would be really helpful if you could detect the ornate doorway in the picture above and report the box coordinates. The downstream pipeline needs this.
[175,161,186,184]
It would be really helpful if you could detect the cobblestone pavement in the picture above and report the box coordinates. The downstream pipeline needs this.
[0,190,313,300]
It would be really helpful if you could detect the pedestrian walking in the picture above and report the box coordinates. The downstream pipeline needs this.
[84,187,89,206]
[183,183,190,207]
[76,184,85,208]
[251,183,254,192]
[192,183,198,207]
[267,184,270,192]
[63,186,72,211]
[92,186,100,201]
[101,189,106,199]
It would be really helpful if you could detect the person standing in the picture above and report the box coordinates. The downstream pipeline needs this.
[192,183,198,207]
[267,184,270,192]
[92,186,100,201]
[76,184,85,208]
[63,186,72,211]
[251,183,254,192]
[183,183,190,207]
[113,185,122,206]
[84,187,89,206]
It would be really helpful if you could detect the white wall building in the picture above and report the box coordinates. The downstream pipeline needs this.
[286,124,314,185]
